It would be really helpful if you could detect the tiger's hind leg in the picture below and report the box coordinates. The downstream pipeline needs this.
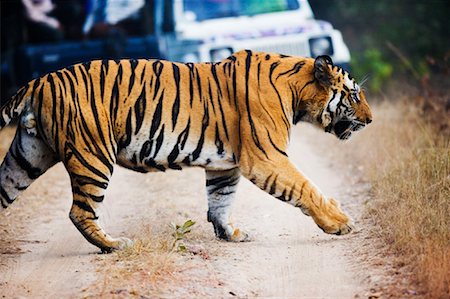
[205,168,249,242]
[65,150,132,253]
[0,127,58,209]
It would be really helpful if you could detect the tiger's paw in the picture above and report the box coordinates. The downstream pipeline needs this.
[101,237,134,253]
[212,222,251,242]
[227,228,251,242]
[324,220,354,235]
[315,198,355,236]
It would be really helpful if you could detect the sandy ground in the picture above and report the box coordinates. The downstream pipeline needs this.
[0,124,375,298]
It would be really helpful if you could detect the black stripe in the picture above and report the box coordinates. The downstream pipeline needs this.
[267,130,287,156]
[90,73,114,163]
[191,101,209,161]
[149,90,164,138]
[71,172,108,189]
[207,80,216,114]
[0,185,13,205]
[140,62,147,85]
[128,59,138,95]
[47,74,58,150]
[216,89,229,140]
[30,77,41,98]
[66,108,75,142]
[269,62,290,130]
[276,61,305,79]
[257,61,262,88]
[100,60,107,101]
[119,110,133,149]
[110,76,120,122]
[195,67,203,101]
[206,173,239,186]
[153,124,165,158]
[171,64,181,130]
[65,65,78,82]
[186,63,195,106]
[231,63,237,107]
[167,123,189,167]
[72,199,97,217]
[36,78,46,140]
[216,191,236,196]
[134,87,146,134]
[152,60,164,97]
[244,50,268,159]
[63,68,76,99]
[206,175,240,194]
[290,84,299,124]
[10,141,42,180]
[211,63,223,97]
[73,186,104,203]
[299,79,316,94]
[139,140,152,161]
[67,143,109,181]
[117,62,124,84]
[55,71,65,86]
[214,123,224,155]
[179,118,191,150]
[74,99,97,155]
[54,83,65,154]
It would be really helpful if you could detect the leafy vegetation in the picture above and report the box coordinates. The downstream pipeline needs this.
[351,49,393,93]
[310,0,449,90]
[171,219,196,252]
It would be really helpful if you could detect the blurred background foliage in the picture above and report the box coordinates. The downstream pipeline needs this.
[309,0,449,93]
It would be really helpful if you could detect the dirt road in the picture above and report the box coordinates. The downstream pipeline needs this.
[0,125,370,298]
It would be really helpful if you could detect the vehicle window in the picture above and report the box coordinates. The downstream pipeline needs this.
[183,0,300,21]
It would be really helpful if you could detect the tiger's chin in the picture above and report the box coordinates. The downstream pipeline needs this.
[338,131,353,140]
[328,120,365,140]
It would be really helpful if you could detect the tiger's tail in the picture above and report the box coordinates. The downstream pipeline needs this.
[0,82,34,130]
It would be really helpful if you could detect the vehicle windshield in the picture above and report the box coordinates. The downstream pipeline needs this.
[183,0,300,21]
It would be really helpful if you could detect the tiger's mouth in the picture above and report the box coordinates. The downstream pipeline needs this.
[333,120,366,140]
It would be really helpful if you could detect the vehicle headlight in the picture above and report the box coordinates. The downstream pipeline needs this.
[182,52,200,63]
[309,37,334,57]
[210,47,233,62]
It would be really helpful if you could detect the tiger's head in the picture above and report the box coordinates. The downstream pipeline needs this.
[294,55,373,140]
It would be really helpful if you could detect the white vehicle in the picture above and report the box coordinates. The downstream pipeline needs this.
[170,0,351,68]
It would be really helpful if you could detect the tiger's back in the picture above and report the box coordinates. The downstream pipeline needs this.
[29,59,239,173]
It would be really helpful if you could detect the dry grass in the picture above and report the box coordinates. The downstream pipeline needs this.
[85,224,178,298]
[84,217,219,298]
[343,101,450,298]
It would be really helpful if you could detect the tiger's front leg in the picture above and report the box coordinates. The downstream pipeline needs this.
[205,168,249,242]
[240,155,354,235]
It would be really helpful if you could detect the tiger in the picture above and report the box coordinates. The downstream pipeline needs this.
[0,50,372,253]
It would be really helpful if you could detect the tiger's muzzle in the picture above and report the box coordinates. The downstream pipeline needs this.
[329,119,367,140]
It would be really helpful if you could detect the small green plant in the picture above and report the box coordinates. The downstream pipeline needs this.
[170,220,196,252]
[351,48,393,93]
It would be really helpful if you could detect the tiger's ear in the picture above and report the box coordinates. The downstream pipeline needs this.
[314,55,333,88]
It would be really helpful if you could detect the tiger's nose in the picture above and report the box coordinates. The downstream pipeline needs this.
[366,118,372,124]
